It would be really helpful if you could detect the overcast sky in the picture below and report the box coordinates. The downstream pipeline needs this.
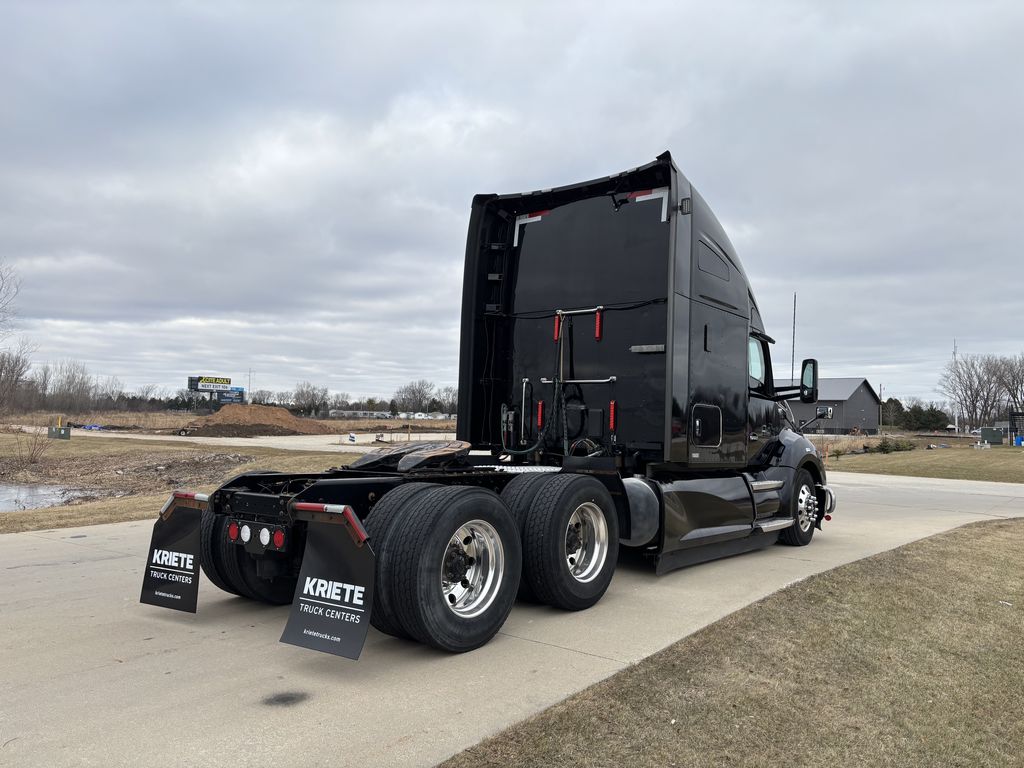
[2,1,1021,403]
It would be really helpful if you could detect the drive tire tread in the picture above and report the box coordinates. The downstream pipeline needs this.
[199,507,239,596]
[362,482,439,639]
[522,473,619,611]
[390,486,521,652]
[500,473,557,602]
[217,519,261,601]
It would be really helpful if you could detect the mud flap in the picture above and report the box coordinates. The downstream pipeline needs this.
[279,520,376,660]
[140,503,202,613]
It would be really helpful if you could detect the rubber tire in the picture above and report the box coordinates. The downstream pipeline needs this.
[500,472,557,602]
[522,473,618,611]
[217,523,261,601]
[199,508,239,596]
[779,468,816,546]
[362,482,439,639]
[390,486,522,652]
[236,552,297,605]
[216,523,297,604]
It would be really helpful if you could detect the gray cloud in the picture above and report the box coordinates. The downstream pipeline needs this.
[2,1,1022,401]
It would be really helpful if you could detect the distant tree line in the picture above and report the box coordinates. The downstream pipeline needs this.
[0,352,459,420]
[881,397,950,431]
[250,379,458,417]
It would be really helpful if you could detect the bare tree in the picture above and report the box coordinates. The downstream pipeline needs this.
[48,360,95,412]
[437,385,458,414]
[329,392,351,411]
[0,339,33,413]
[135,384,159,400]
[994,354,1024,414]
[94,375,124,406]
[0,262,20,340]
[293,381,329,416]
[249,389,274,405]
[274,390,294,407]
[938,353,1004,430]
[393,380,435,412]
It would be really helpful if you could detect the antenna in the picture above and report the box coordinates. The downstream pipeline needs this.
[790,292,797,383]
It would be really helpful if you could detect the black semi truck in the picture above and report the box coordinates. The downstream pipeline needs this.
[141,151,836,658]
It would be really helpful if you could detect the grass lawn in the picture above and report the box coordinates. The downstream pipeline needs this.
[442,518,1024,768]
[824,443,1024,484]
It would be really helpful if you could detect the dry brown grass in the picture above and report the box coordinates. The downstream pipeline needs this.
[6,411,457,434]
[443,518,1024,768]
[12,410,191,429]
[0,434,363,534]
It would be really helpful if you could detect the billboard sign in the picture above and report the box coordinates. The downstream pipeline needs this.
[216,390,244,404]
[188,376,232,392]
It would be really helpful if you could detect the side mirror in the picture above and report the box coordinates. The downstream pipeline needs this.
[800,359,819,403]
[816,405,833,420]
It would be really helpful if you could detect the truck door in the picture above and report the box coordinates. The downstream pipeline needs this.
[687,300,747,467]
[747,335,779,465]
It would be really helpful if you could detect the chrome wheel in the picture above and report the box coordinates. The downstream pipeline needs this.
[796,484,819,532]
[440,519,505,619]
[564,502,609,584]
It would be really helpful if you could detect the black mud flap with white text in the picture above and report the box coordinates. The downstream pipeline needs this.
[280,521,375,660]
[140,505,202,613]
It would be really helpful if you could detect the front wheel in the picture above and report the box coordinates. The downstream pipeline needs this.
[779,468,817,546]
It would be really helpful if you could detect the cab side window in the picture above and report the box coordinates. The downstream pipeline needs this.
[748,337,766,390]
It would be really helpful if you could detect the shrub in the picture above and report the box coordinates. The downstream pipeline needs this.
[868,436,916,454]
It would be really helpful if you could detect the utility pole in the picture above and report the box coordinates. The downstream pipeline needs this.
[952,338,959,433]
[248,368,253,403]
[790,292,797,383]
[879,383,883,436]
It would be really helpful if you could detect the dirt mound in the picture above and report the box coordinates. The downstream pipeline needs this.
[190,404,337,437]
[190,423,303,438]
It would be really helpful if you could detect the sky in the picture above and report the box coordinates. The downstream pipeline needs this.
[1,1,1021,403]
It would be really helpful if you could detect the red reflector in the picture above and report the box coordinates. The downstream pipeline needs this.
[609,400,617,432]
[824,514,832,522]
[553,314,561,341]
[594,310,602,341]
[537,400,545,429]
[343,507,369,546]
[227,521,239,541]
[272,528,285,548]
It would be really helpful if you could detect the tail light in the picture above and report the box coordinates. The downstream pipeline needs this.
[609,400,617,432]
[537,400,545,429]
[594,310,603,341]
[273,529,286,549]
[227,521,239,542]
[553,314,561,341]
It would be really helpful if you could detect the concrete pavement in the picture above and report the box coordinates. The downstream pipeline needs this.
[1,471,1021,767]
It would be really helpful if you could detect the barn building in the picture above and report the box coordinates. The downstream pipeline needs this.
[774,377,881,435]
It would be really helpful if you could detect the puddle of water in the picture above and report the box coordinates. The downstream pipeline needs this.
[0,484,88,512]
